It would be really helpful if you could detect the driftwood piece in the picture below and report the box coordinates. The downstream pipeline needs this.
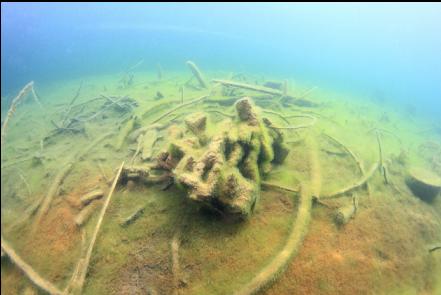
[375,130,389,184]
[141,129,158,161]
[33,132,113,228]
[171,229,182,294]
[5,195,45,232]
[33,162,74,230]
[1,81,34,148]
[321,163,379,199]
[428,244,441,252]
[269,115,317,130]
[151,94,208,125]
[261,181,299,193]
[80,189,104,206]
[70,161,124,294]
[235,136,319,295]
[120,206,145,227]
[212,79,283,96]
[1,236,63,295]
[186,61,207,88]
[322,133,371,196]
[334,196,358,225]
[61,81,83,127]
[74,201,101,227]
[115,116,138,151]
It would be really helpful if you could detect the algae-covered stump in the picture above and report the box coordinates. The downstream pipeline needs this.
[406,167,441,202]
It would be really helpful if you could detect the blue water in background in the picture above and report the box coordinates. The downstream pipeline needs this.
[2,3,440,118]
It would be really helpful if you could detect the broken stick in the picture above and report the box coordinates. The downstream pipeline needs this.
[212,79,283,96]
[1,236,63,295]
[321,163,379,199]
[1,81,34,148]
[186,61,207,88]
[120,206,145,227]
[70,161,124,295]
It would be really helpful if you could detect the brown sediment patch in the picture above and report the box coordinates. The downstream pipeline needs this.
[268,196,441,295]
[23,201,80,283]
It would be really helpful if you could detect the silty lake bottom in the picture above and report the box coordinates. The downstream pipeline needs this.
[1,3,441,295]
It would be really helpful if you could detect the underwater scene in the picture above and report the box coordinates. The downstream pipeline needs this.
[1,3,441,295]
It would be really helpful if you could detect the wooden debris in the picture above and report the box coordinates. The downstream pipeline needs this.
[33,162,74,229]
[141,129,158,161]
[74,201,101,227]
[212,79,283,96]
[115,116,139,151]
[322,133,371,196]
[70,161,124,295]
[334,195,358,225]
[428,244,441,252]
[6,195,45,232]
[235,136,319,295]
[120,206,145,227]
[33,132,113,228]
[261,181,299,193]
[376,130,389,184]
[269,115,317,130]
[151,94,208,125]
[1,236,63,295]
[61,81,83,127]
[80,189,104,206]
[171,229,182,294]
[186,60,207,88]
[1,81,34,148]
[321,163,379,199]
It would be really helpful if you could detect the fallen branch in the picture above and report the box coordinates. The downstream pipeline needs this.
[428,244,441,253]
[186,61,207,88]
[1,236,63,295]
[375,130,389,184]
[80,189,104,206]
[321,163,379,199]
[212,79,283,96]
[322,133,371,197]
[269,116,317,130]
[34,132,114,228]
[235,136,319,295]
[74,201,101,227]
[120,206,145,227]
[70,161,124,295]
[171,229,182,295]
[151,94,208,125]
[1,81,34,148]
[261,181,299,193]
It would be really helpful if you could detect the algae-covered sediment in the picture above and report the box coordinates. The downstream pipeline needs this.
[1,65,441,295]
